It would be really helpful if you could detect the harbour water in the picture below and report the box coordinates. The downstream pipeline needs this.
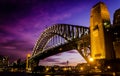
[0,72,118,76]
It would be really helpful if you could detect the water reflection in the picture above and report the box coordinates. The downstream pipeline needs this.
[0,72,117,76]
[27,74,114,76]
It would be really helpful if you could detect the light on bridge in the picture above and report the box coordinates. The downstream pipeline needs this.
[59,48,62,51]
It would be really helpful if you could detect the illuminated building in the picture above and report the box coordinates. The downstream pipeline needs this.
[90,2,115,60]
[0,55,9,71]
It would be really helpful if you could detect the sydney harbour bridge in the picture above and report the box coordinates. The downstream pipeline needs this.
[26,2,120,72]
[27,24,90,69]
[32,24,90,60]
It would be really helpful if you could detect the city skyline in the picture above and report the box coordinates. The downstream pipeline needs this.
[0,0,120,66]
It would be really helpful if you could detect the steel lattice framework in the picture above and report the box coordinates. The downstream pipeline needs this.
[32,24,89,59]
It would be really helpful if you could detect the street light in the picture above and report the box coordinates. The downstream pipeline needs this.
[63,67,67,71]
[94,66,97,69]
[46,67,49,72]
[80,67,84,71]
[89,57,94,62]
[89,57,94,71]
[107,65,111,69]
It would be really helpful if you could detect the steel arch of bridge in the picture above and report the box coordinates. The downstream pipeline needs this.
[32,24,89,60]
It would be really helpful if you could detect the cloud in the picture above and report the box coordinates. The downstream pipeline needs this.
[56,62,68,66]
[0,39,33,51]
[66,50,78,53]
[2,46,16,50]
[0,37,33,63]
[54,53,62,56]
[42,57,60,63]
[0,0,89,65]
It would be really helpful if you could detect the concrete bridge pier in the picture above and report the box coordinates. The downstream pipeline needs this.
[29,59,39,72]
[26,54,39,72]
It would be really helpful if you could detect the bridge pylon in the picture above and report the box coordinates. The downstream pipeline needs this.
[90,2,116,71]
[90,2,115,61]
[26,54,39,72]
[26,54,31,72]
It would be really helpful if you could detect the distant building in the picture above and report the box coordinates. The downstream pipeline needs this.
[113,8,120,59]
[75,63,89,72]
[0,55,9,71]
[113,8,120,26]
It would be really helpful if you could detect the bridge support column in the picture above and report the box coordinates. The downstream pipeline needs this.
[26,54,31,71]
[29,59,39,72]
[26,54,39,72]
[76,35,90,62]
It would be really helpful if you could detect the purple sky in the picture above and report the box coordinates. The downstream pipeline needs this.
[0,0,120,66]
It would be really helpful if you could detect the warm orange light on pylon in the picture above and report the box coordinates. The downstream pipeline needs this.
[27,54,30,57]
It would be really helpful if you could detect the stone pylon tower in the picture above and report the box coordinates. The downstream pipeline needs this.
[26,54,31,71]
[90,2,115,60]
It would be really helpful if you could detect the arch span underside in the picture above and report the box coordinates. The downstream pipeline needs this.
[31,24,90,62]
